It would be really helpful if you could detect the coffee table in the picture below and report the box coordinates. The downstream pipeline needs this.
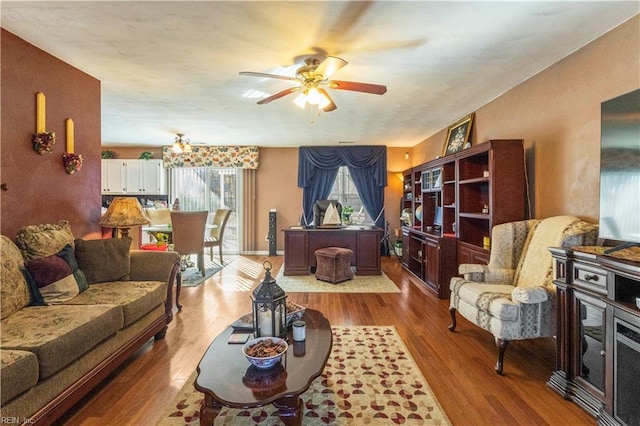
[195,309,332,426]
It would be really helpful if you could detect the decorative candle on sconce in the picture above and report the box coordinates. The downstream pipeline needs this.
[66,118,74,153]
[36,92,45,133]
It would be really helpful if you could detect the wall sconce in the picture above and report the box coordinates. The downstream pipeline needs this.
[404,152,410,160]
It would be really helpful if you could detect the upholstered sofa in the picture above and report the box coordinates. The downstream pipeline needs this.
[0,221,180,424]
[448,216,598,374]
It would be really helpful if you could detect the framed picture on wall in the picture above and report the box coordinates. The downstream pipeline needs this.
[442,113,475,156]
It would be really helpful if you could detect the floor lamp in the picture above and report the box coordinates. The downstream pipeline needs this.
[99,197,150,238]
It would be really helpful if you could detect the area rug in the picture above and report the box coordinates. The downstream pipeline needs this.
[181,256,237,287]
[158,326,450,425]
[274,269,400,293]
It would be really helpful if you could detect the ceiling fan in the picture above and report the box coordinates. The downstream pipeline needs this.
[239,56,387,112]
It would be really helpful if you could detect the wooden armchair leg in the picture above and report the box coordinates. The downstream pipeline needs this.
[448,307,457,332]
[495,338,509,375]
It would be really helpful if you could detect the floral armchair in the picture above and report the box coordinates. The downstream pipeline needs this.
[448,216,598,374]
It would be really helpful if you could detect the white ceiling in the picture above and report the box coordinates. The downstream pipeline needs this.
[1,1,637,148]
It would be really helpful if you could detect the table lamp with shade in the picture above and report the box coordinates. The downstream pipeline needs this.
[99,197,150,238]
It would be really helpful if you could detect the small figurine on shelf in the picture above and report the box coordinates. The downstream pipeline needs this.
[172,198,181,211]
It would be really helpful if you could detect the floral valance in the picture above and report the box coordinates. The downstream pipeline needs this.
[162,146,259,169]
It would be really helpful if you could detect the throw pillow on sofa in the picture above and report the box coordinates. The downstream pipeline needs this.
[25,245,88,304]
[75,237,131,284]
[15,220,75,261]
[1,236,32,319]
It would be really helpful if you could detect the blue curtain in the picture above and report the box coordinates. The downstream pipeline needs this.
[298,146,387,228]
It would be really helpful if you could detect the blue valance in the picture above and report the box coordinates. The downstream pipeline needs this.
[298,146,387,229]
[298,146,387,188]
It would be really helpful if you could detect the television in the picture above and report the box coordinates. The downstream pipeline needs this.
[598,88,640,252]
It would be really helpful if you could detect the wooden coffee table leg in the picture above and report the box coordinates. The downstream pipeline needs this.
[199,394,222,426]
[273,395,303,426]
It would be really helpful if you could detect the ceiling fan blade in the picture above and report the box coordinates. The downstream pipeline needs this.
[239,71,298,82]
[318,88,337,112]
[256,87,301,105]
[314,56,348,79]
[327,80,387,95]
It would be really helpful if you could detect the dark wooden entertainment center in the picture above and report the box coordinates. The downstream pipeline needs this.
[549,247,640,425]
[401,139,526,298]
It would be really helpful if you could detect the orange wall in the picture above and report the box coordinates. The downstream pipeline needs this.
[1,29,102,240]
[409,15,640,223]
[252,147,411,252]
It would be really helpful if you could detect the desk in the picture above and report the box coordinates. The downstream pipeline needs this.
[195,309,332,426]
[283,226,383,276]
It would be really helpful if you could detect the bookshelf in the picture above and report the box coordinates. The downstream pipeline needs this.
[401,139,526,297]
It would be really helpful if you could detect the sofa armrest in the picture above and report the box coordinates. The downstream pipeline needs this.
[129,250,180,282]
[459,264,515,283]
[512,286,550,304]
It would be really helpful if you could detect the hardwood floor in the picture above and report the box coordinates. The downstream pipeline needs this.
[60,255,594,425]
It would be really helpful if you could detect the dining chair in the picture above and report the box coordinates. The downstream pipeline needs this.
[170,211,208,276]
[204,208,231,264]
[144,208,172,243]
[145,208,172,225]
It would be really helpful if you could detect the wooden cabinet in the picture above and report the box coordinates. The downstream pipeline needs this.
[101,159,126,193]
[401,139,526,297]
[403,230,457,298]
[401,228,410,268]
[101,159,166,194]
[125,160,165,194]
[457,241,490,266]
[549,247,640,425]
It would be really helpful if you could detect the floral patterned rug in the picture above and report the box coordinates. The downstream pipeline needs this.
[157,326,450,425]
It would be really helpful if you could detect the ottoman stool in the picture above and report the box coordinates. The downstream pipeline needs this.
[314,247,354,284]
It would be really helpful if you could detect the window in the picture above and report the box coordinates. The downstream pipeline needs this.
[170,167,239,254]
[327,166,373,225]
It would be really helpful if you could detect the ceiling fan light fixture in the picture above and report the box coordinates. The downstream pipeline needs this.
[305,87,322,105]
[293,92,307,109]
[293,87,331,110]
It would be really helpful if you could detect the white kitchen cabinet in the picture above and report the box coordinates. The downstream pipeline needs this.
[102,160,126,194]
[101,159,166,194]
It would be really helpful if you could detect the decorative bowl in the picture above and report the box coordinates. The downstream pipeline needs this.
[286,301,306,326]
[242,337,288,370]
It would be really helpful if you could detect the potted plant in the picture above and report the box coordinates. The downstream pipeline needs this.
[342,205,354,225]
[101,150,115,159]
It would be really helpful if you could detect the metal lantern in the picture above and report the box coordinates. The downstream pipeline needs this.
[252,261,287,338]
